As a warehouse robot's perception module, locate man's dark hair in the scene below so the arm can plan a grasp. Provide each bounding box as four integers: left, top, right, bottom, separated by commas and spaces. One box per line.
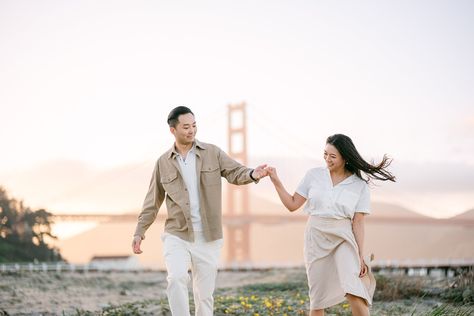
167, 106, 194, 127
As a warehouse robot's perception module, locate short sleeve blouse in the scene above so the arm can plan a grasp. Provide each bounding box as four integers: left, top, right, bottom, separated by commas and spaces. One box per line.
295, 167, 370, 219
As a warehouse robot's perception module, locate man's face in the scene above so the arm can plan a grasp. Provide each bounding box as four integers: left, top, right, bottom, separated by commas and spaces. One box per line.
171, 113, 197, 144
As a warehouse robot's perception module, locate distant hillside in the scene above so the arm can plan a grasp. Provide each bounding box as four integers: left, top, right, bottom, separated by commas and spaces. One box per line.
370, 202, 429, 218
248, 195, 427, 219
56, 212, 474, 268
132, 194, 429, 219
452, 209, 474, 220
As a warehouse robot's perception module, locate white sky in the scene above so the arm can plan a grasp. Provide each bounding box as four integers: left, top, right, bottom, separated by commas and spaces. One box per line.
1, 0, 473, 217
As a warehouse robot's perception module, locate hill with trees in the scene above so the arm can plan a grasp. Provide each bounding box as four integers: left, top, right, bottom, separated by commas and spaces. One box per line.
0, 186, 62, 262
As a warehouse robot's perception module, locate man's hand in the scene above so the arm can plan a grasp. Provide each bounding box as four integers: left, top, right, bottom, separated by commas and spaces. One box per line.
132, 235, 143, 254
252, 164, 268, 180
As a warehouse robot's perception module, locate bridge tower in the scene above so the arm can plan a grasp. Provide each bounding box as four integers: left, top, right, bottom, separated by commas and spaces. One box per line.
226, 102, 251, 266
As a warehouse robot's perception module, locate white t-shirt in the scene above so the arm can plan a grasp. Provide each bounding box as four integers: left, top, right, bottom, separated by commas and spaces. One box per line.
177, 147, 203, 232
296, 167, 370, 219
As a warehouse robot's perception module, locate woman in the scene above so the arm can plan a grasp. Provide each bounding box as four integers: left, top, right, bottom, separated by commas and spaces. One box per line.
266, 134, 395, 316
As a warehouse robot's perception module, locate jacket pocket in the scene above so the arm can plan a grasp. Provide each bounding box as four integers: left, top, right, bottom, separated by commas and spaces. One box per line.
161, 172, 179, 194
201, 165, 221, 186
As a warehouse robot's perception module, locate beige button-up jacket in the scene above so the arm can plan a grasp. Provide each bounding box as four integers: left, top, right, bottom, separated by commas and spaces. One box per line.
134, 139, 255, 242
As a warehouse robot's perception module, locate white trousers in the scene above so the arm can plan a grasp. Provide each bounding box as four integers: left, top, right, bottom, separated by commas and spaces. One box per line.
162, 232, 223, 316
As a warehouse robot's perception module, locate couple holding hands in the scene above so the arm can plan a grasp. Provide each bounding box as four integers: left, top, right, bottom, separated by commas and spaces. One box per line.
132, 106, 395, 316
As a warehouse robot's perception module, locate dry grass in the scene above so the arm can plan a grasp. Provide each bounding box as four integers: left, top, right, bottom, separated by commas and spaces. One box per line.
0, 268, 472, 315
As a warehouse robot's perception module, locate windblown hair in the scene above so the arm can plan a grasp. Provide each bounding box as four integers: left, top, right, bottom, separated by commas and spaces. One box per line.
167, 106, 194, 127
326, 134, 396, 183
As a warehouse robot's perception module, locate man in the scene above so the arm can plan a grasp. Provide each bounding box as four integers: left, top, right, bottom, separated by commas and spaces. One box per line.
132, 106, 267, 316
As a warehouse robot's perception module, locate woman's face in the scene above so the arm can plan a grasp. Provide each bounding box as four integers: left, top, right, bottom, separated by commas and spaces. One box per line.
324, 143, 346, 172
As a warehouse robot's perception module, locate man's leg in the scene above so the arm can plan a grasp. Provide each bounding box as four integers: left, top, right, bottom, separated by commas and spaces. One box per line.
163, 234, 192, 316
189, 234, 223, 316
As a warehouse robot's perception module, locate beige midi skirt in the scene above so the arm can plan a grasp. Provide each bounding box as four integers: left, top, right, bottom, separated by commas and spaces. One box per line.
304, 215, 376, 310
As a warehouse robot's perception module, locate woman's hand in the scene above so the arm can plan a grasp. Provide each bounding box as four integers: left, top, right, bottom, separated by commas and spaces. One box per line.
265, 166, 280, 183
359, 255, 368, 277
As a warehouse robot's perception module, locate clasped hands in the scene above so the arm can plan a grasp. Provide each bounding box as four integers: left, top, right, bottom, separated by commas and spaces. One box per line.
252, 165, 279, 181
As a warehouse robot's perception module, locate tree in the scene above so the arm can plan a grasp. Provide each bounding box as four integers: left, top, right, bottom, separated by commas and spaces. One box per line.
0, 186, 62, 262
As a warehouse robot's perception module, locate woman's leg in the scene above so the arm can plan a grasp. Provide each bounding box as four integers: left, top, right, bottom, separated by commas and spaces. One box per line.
310, 309, 324, 316
333, 241, 371, 316
346, 294, 369, 316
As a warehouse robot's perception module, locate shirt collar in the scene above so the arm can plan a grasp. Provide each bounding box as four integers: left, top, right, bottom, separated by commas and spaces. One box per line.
325, 167, 356, 185
167, 139, 206, 159
341, 174, 356, 185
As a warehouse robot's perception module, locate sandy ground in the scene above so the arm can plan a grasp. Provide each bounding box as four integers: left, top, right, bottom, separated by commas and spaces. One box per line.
0, 268, 305, 315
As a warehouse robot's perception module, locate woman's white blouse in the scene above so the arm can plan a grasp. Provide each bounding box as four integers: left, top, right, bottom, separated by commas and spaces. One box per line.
296, 167, 370, 219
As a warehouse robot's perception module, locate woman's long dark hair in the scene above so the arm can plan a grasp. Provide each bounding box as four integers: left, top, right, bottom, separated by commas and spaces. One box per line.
326, 134, 396, 183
